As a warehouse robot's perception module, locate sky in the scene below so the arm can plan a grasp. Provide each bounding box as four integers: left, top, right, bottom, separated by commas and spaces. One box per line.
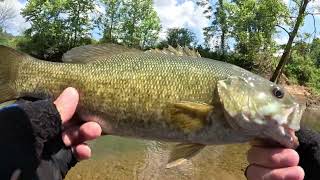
4, 0, 320, 46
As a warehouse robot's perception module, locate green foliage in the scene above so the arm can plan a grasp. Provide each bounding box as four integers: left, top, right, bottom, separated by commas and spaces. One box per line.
198, 0, 229, 52
285, 40, 320, 93
0, 31, 16, 47
310, 38, 320, 67
99, 0, 122, 43
18, 0, 95, 61
198, 0, 289, 71
159, 28, 197, 48
229, 0, 288, 58
120, 0, 160, 49
99, 0, 161, 49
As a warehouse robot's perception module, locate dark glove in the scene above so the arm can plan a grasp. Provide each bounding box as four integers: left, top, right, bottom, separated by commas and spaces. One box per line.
296, 127, 320, 180
0, 100, 78, 180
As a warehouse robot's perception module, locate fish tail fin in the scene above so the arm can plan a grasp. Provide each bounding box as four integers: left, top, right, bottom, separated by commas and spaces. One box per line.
0, 45, 25, 102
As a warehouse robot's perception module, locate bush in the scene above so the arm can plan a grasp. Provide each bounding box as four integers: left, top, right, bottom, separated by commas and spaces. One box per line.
285, 51, 320, 93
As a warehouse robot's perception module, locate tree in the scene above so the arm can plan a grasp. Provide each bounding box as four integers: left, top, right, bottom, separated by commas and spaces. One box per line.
161, 28, 197, 48
270, 0, 314, 82
229, 0, 288, 59
0, 0, 16, 30
19, 0, 95, 61
64, 0, 95, 48
98, 0, 160, 49
198, 0, 289, 70
118, 0, 160, 49
197, 0, 229, 54
310, 38, 320, 67
99, 0, 123, 43
285, 39, 320, 93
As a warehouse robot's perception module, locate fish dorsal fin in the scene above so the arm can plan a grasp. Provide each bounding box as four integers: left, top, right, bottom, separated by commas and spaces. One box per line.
0, 45, 33, 60
62, 43, 141, 64
146, 45, 201, 58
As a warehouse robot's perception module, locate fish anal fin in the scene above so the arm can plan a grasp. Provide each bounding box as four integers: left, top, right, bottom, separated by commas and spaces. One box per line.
166, 143, 206, 168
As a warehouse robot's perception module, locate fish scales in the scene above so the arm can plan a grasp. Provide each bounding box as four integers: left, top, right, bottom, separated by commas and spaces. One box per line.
13, 53, 244, 139
0, 45, 304, 164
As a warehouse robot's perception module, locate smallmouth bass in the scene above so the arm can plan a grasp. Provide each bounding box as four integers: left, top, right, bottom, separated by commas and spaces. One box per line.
0, 45, 304, 167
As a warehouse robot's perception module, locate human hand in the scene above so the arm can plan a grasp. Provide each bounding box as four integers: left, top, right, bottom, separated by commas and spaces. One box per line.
54, 87, 102, 160
4, 87, 103, 179
245, 147, 304, 180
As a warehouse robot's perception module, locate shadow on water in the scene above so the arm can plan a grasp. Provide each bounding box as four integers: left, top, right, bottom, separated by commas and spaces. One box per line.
65, 107, 320, 180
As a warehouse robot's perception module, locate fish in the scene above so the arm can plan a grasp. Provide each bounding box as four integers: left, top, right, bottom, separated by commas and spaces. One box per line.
0, 44, 305, 167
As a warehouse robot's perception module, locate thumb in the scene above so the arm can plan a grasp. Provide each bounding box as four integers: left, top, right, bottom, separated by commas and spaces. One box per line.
54, 87, 79, 123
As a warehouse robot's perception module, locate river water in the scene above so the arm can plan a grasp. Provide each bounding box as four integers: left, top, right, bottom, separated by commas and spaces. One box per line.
65, 107, 320, 180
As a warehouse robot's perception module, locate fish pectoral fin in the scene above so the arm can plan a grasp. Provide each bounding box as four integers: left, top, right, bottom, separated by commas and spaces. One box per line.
170, 102, 213, 132
174, 101, 213, 117
166, 143, 206, 168
62, 43, 141, 64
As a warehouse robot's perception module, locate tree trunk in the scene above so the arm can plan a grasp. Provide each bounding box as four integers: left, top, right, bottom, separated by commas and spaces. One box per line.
218, 0, 226, 57
270, 0, 310, 83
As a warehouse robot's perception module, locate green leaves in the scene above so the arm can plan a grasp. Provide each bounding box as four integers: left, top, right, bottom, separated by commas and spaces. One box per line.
99, 0, 122, 43
19, 0, 95, 61
160, 28, 197, 48
282, 36, 320, 95
99, 0, 161, 49
229, 0, 288, 56
198, 0, 291, 71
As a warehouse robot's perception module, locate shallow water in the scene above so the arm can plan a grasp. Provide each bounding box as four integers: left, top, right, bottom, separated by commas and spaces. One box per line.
65, 108, 320, 180
66, 137, 249, 180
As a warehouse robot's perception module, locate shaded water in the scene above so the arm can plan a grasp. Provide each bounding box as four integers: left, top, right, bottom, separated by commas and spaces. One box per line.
66, 107, 320, 180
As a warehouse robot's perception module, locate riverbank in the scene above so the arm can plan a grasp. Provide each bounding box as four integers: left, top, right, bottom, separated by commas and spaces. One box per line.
285, 85, 320, 131
284, 85, 320, 108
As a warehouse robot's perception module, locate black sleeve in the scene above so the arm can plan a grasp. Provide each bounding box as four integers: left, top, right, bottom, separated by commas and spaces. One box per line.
0, 100, 76, 180
296, 127, 320, 180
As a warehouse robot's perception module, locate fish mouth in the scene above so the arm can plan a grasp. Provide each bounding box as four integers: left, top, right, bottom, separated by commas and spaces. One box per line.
277, 126, 299, 149
279, 103, 304, 149
253, 126, 299, 149
263, 105, 301, 149
287, 103, 305, 130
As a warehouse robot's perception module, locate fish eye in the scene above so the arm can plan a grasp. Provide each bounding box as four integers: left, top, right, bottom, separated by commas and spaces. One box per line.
272, 87, 284, 98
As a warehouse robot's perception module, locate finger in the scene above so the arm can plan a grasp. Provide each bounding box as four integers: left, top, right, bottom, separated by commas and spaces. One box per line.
246, 165, 304, 180
247, 147, 299, 168
54, 87, 79, 124
62, 122, 102, 146
73, 143, 91, 160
